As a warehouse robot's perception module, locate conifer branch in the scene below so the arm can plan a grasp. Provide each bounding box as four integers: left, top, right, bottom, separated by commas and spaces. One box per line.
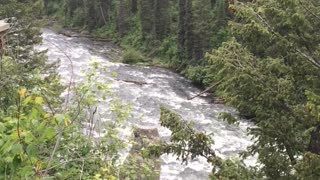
255, 13, 320, 69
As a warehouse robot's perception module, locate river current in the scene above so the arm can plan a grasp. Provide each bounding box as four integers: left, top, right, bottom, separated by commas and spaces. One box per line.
39, 29, 254, 180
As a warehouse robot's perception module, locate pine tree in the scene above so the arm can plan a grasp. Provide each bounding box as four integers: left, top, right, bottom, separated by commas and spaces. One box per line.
178, 0, 193, 62
192, 0, 213, 60
154, 0, 170, 40
205, 0, 320, 178
87, 1, 97, 31
117, 0, 129, 37
131, 0, 138, 14
211, 0, 216, 8
0, 0, 63, 110
139, 0, 154, 38
178, 0, 187, 61
215, 0, 227, 26
184, 0, 194, 61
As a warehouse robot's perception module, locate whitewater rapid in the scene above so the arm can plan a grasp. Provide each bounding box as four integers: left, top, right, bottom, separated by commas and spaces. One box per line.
39, 29, 254, 180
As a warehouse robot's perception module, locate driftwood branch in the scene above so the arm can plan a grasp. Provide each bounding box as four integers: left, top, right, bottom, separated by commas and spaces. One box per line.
58, 32, 112, 41
188, 80, 222, 100
116, 79, 148, 86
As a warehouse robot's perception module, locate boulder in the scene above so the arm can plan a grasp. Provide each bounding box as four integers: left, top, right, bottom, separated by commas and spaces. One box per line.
120, 127, 161, 180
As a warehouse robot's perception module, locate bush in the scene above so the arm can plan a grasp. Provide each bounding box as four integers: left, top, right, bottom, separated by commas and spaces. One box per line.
122, 49, 146, 64
183, 65, 206, 85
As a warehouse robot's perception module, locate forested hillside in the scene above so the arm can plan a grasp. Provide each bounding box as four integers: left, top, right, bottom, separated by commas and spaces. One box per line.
44, 0, 229, 73
1, 0, 320, 179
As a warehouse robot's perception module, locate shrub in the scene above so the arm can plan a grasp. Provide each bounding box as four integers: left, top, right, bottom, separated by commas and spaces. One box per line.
122, 49, 146, 64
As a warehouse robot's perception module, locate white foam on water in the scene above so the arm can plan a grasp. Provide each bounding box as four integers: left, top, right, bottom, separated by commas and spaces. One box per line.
40, 29, 256, 180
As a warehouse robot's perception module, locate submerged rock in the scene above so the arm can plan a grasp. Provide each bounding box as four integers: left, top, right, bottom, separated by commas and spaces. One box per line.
120, 127, 161, 180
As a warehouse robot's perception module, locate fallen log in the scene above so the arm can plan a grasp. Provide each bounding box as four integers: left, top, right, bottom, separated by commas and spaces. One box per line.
187, 80, 222, 100
116, 79, 148, 86
211, 97, 225, 104
58, 31, 111, 41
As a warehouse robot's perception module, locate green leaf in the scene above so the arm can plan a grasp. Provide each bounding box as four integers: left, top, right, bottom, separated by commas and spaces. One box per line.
26, 144, 38, 157
35, 97, 44, 105
24, 131, 35, 144
23, 96, 32, 105
43, 127, 56, 140
0, 140, 14, 154
54, 114, 65, 124
11, 144, 23, 154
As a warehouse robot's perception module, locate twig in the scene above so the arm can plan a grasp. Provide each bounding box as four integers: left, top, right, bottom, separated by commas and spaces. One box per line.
255, 12, 320, 69
44, 39, 75, 174
99, 0, 108, 25
16, 93, 22, 142
44, 40, 74, 109
299, 0, 320, 22
43, 159, 84, 172
79, 158, 85, 180
188, 80, 222, 100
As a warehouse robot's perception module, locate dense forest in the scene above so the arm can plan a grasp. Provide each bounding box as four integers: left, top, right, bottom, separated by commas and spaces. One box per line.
1, 0, 320, 179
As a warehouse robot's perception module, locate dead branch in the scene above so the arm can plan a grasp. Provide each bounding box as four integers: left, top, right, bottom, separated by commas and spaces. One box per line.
299, 0, 320, 22
44, 40, 74, 174
58, 31, 112, 41
188, 80, 222, 100
255, 12, 320, 69
116, 79, 148, 86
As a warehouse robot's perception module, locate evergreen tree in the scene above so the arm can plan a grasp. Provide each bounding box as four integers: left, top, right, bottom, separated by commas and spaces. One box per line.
131, 0, 138, 14
117, 0, 129, 37
177, 0, 193, 62
178, 0, 187, 61
192, 0, 214, 60
215, 0, 227, 26
204, 0, 320, 178
139, 0, 154, 38
154, 0, 170, 40
184, 0, 194, 61
211, 0, 216, 8
0, 0, 62, 110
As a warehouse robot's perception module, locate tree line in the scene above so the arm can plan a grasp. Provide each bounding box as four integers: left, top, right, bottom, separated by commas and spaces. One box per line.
1, 0, 320, 179
46, 0, 320, 179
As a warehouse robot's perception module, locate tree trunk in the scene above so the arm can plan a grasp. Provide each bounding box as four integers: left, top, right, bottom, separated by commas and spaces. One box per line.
131, 0, 138, 14
308, 125, 320, 155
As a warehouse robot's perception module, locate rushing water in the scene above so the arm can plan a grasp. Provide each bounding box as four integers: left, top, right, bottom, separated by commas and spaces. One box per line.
40, 29, 254, 180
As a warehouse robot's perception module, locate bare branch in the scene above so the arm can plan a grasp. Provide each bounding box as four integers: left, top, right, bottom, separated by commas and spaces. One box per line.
43, 39, 75, 174
188, 80, 222, 100
255, 11, 320, 69
299, 0, 320, 22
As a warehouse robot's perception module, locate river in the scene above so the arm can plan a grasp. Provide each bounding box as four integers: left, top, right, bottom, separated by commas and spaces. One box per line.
39, 29, 254, 180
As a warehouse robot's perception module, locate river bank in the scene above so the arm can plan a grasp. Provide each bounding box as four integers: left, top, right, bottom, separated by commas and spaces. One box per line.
45, 22, 223, 102
39, 28, 255, 179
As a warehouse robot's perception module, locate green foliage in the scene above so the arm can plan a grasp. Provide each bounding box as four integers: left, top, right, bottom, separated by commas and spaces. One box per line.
183, 65, 207, 85
203, 0, 320, 179
146, 107, 260, 179
1, 1, 150, 177
145, 107, 217, 163
46, 0, 229, 72
0, 0, 63, 112
122, 49, 146, 64
210, 159, 262, 180
295, 153, 320, 179
120, 128, 161, 180
42, 0, 320, 179
0, 60, 145, 179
